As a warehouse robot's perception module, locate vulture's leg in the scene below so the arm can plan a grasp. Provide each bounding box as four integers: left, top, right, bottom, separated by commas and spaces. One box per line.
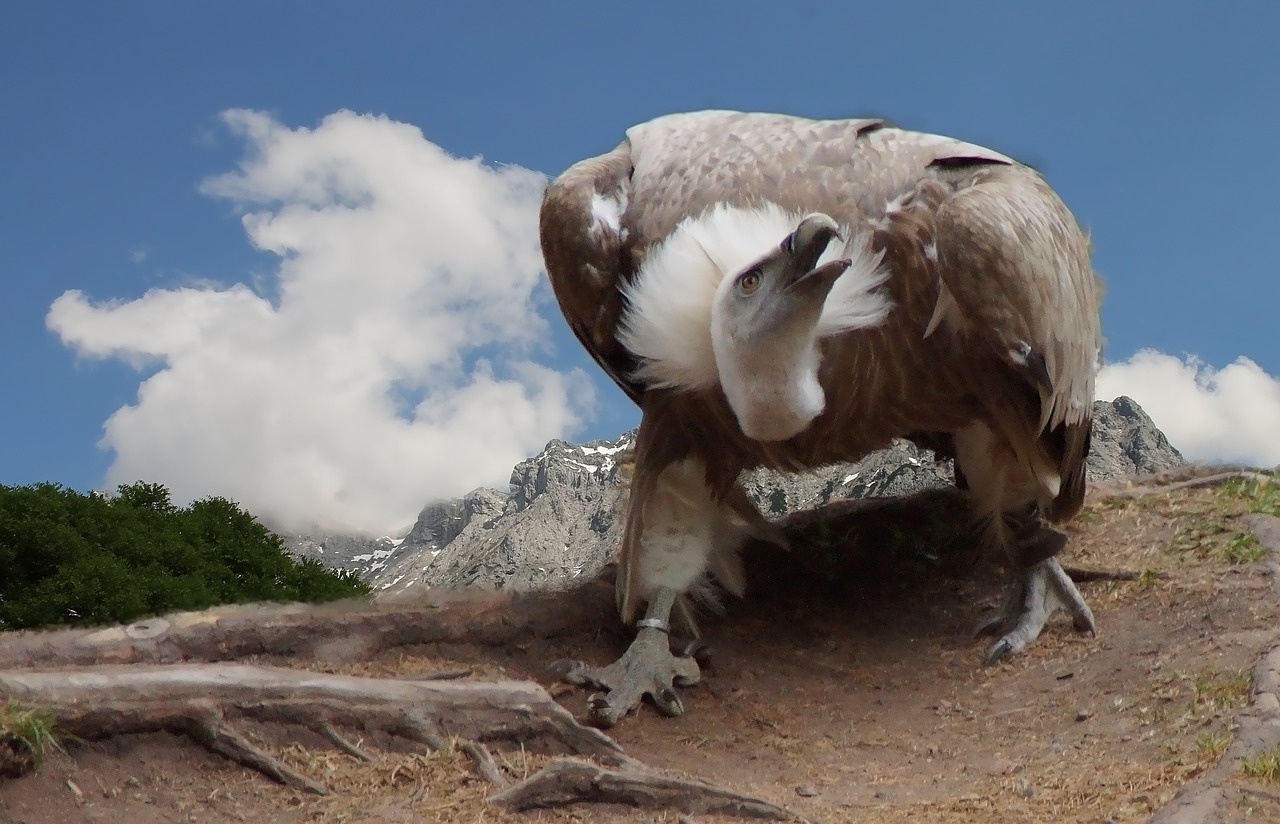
552, 586, 701, 728
977, 556, 1096, 665
552, 457, 724, 727
954, 423, 1096, 664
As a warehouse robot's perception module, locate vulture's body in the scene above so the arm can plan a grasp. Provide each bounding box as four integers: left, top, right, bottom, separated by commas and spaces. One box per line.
541, 111, 1102, 726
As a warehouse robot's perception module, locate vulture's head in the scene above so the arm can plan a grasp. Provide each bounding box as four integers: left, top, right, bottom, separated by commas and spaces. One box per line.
711, 213, 851, 441
711, 214, 851, 353
619, 204, 892, 442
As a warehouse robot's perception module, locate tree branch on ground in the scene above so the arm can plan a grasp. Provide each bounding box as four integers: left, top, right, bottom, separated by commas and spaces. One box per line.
0, 664, 635, 794
488, 757, 812, 821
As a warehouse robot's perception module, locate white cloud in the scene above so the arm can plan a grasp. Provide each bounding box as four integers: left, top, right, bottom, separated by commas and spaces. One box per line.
1097, 350, 1280, 468
49, 109, 594, 536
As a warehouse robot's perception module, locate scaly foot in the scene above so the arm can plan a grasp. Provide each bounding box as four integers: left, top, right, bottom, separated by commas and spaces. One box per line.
976, 557, 1096, 665
551, 625, 701, 727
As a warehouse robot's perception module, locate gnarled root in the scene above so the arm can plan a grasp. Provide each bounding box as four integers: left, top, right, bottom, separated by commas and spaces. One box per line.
0, 663, 634, 793
488, 757, 812, 821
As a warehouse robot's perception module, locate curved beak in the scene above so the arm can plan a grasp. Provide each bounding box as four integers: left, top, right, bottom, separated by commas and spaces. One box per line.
781, 213, 849, 293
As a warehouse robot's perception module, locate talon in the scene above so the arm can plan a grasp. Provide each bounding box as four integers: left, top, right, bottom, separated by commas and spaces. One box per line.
557, 587, 706, 727
588, 693, 624, 728
682, 638, 713, 670
655, 687, 686, 717
983, 639, 1013, 666
977, 558, 1094, 663
559, 628, 702, 727
680, 638, 706, 658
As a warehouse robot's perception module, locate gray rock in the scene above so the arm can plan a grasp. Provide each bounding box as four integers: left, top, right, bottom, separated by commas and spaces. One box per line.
373, 433, 634, 596
1087, 395, 1186, 480
281, 533, 403, 578
740, 440, 955, 518
403, 487, 508, 550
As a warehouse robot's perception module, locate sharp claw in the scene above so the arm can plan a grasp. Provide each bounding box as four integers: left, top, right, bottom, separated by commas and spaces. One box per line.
681, 638, 707, 659
558, 624, 703, 727
655, 687, 685, 717
976, 558, 1096, 663
587, 692, 623, 728
673, 654, 702, 686
983, 639, 1013, 666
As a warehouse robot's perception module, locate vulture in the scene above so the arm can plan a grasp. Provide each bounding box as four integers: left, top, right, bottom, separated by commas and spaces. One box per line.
540, 110, 1102, 727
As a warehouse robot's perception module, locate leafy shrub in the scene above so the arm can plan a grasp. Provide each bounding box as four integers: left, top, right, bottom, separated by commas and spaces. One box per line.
0, 481, 369, 631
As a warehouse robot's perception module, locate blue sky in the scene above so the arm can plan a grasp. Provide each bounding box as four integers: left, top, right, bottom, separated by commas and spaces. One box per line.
3, 2, 1277, 534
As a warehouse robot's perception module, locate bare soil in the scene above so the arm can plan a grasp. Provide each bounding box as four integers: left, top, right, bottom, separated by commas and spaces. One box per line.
2, 475, 1279, 824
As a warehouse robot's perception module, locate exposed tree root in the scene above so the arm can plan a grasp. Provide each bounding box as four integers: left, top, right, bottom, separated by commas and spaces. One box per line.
0, 664, 635, 794
461, 740, 509, 787
0, 583, 618, 670
488, 757, 812, 821
317, 720, 373, 762
186, 716, 328, 795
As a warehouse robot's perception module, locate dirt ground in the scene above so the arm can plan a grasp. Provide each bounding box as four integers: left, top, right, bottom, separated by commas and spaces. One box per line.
2, 473, 1280, 824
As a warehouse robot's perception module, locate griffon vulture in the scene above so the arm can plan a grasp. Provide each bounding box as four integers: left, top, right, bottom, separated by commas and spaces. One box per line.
541, 111, 1102, 727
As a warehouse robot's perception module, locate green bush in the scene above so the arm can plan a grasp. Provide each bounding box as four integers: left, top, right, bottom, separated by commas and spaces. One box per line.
0, 481, 369, 631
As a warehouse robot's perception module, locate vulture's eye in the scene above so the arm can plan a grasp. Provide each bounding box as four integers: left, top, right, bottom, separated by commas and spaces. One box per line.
737, 269, 762, 295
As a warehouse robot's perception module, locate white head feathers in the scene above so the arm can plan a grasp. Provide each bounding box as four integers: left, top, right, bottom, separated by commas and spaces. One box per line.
617, 202, 892, 393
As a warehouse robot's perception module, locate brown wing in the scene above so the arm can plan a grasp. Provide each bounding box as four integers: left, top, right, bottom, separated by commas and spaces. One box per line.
930, 165, 1103, 519
538, 140, 642, 402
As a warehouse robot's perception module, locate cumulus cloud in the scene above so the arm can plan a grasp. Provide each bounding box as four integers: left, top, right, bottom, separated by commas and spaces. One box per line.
1097, 350, 1280, 468
49, 109, 594, 535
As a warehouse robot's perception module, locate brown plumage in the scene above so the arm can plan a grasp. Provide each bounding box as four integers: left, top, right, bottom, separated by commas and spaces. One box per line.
541, 111, 1102, 725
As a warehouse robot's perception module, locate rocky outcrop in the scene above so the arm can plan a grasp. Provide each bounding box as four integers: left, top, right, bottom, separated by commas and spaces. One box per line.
286, 397, 1185, 594
284, 533, 402, 578
371, 435, 634, 596
1087, 395, 1186, 480
402, 488, 509, 552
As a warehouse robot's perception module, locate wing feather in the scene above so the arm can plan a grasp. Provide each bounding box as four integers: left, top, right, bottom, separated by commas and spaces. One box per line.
539, 141, 641, 401
931, 166, 1102, 516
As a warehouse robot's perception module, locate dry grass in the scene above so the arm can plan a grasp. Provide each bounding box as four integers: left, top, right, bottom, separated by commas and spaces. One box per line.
0, 701, 58, 779
219, 736, 562, 824
1193, 669, 1253, 712
1195, 729, 1233, 762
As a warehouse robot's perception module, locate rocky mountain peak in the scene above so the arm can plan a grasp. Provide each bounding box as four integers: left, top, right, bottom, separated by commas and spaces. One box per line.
1088, 395, 1186, 479
288, 397, 1186, 596
507, 433, 635, 511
